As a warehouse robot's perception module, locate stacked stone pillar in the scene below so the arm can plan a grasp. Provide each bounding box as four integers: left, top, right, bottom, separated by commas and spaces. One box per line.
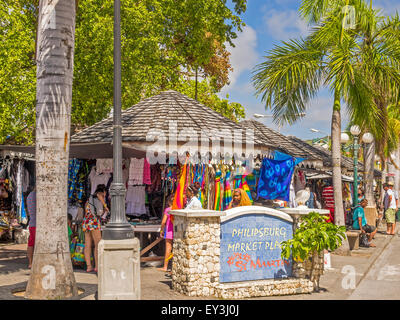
170, 209, 225, 297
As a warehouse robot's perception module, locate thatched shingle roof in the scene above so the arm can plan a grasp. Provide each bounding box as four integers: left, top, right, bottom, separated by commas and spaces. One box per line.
71, 91, 270, 152
240, 120, 311, 159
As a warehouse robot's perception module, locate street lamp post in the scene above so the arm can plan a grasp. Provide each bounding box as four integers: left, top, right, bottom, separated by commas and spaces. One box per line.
350, 125, 362, 207
98, 0, 140, 300
102, 0, 134, 240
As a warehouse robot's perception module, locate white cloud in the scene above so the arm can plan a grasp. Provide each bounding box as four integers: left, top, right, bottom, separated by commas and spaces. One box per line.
263, 9, 309, 40
221, 25, 259, 94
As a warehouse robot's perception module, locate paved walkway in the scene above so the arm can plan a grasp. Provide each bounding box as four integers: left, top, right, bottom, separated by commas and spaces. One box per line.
0, 222, 398, 300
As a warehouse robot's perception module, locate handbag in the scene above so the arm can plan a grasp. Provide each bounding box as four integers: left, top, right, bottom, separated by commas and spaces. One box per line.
71, 226, 86, 266
359, 232, 370, 247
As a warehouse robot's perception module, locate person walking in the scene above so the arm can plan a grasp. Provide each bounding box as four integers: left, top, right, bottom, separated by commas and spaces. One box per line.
158, 195, 174, 272
385, 181, 397, 235
26, 187, 36, 269
82, 184, 108, 272
352, 198, 377, 247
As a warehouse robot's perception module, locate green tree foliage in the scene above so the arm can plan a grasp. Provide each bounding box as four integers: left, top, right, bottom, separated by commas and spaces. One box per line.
0, 0, 247, 144
0, 0, 37, 144
252, 0, 400, 230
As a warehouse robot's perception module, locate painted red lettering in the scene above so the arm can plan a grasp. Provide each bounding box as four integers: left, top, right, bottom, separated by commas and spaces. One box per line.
235, 260, 247, 272
250, 258, 263, 269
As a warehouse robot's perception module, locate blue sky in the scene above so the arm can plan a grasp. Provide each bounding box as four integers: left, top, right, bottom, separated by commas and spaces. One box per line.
220, 0, 400, 140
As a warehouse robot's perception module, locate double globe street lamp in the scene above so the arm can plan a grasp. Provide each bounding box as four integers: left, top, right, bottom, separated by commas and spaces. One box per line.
341, 125, 374, 207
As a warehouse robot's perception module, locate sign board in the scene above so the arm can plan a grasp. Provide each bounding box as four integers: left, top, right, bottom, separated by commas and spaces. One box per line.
219, 206, 293, 283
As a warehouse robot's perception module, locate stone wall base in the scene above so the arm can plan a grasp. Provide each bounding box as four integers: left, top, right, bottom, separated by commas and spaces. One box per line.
214, 278, 314, 299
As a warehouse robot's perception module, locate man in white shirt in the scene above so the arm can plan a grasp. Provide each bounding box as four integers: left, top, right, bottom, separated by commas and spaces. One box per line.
385, 181, 397, 235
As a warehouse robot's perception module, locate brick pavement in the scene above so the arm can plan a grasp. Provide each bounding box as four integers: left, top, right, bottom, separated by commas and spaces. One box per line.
0, 221, 397, 300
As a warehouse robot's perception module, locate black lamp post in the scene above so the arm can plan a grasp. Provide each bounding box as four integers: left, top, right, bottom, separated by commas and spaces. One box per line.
102, 0, 134, 240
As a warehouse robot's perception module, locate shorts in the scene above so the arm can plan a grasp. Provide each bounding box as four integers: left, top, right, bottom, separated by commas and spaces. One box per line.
28, 227, 36, 247
362, 224, 376, 233
385, 208, 396, 224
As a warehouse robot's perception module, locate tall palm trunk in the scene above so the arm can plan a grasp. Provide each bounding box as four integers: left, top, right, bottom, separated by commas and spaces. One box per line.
331, 90, 350, 255
25, 0, 78, 299
364, 140, 376, 206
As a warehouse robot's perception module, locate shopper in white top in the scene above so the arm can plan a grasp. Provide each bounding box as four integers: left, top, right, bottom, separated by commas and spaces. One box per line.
386, 182, 397, 235
185, 182, 202, 209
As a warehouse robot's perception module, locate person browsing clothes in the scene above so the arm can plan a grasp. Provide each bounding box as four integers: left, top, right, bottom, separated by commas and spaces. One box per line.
185, 182, 202, 209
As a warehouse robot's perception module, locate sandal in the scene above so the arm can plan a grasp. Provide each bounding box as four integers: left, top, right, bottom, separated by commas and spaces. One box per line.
86, 268, 94, 273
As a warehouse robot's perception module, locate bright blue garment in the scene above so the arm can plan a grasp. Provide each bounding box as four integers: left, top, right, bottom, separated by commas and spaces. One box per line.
274, 151, 305, 166
257, 157, 296, 201
352, 206, 367, 230
68, 159, 82, 199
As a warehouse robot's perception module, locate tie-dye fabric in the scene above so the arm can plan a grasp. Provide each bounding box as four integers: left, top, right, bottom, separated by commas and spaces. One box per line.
257, 157, 296, 201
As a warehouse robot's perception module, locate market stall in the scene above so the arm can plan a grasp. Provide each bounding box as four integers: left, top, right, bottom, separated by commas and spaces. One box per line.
0, 153, 35, 242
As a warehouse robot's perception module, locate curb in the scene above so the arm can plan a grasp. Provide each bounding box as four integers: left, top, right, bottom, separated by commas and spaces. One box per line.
354, 233, 397, 287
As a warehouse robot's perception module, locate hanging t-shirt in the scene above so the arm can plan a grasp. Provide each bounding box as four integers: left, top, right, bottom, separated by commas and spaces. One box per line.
322, 186, 334, 209
128, 158, 144, 185
143, 159, 151, 185
89, 167, 111, 195
126, 185, 147, 216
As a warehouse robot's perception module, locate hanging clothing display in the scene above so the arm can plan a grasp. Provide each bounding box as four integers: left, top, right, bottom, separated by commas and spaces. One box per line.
143, 159, 151, 185
128, 158, 144, 185
274, 150, 305, 166
172, 161, 188, 211
223, 170, 232, 210
88, 167, 111, 195
68, 159, 83, 199
149, 164, 162, 193
289, 183, 297, 208
257, 157, 296, 201
96, 159, 113, 174
126, 185, 147, 216
240, 175, 253, 204
208, 166, 216, 210
201, 166, 209, 209
294, 169, 306, 193
214, 171, 222, 211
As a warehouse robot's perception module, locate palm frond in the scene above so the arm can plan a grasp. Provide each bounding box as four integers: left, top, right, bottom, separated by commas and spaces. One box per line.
252, 38, 324, 125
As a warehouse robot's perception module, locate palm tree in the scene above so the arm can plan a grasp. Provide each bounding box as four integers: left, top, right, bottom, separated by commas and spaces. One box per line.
252, 0, 400, 253
25, 0, 78, 299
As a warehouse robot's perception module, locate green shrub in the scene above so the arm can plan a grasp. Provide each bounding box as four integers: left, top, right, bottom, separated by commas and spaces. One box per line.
281, 212, 346, 291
